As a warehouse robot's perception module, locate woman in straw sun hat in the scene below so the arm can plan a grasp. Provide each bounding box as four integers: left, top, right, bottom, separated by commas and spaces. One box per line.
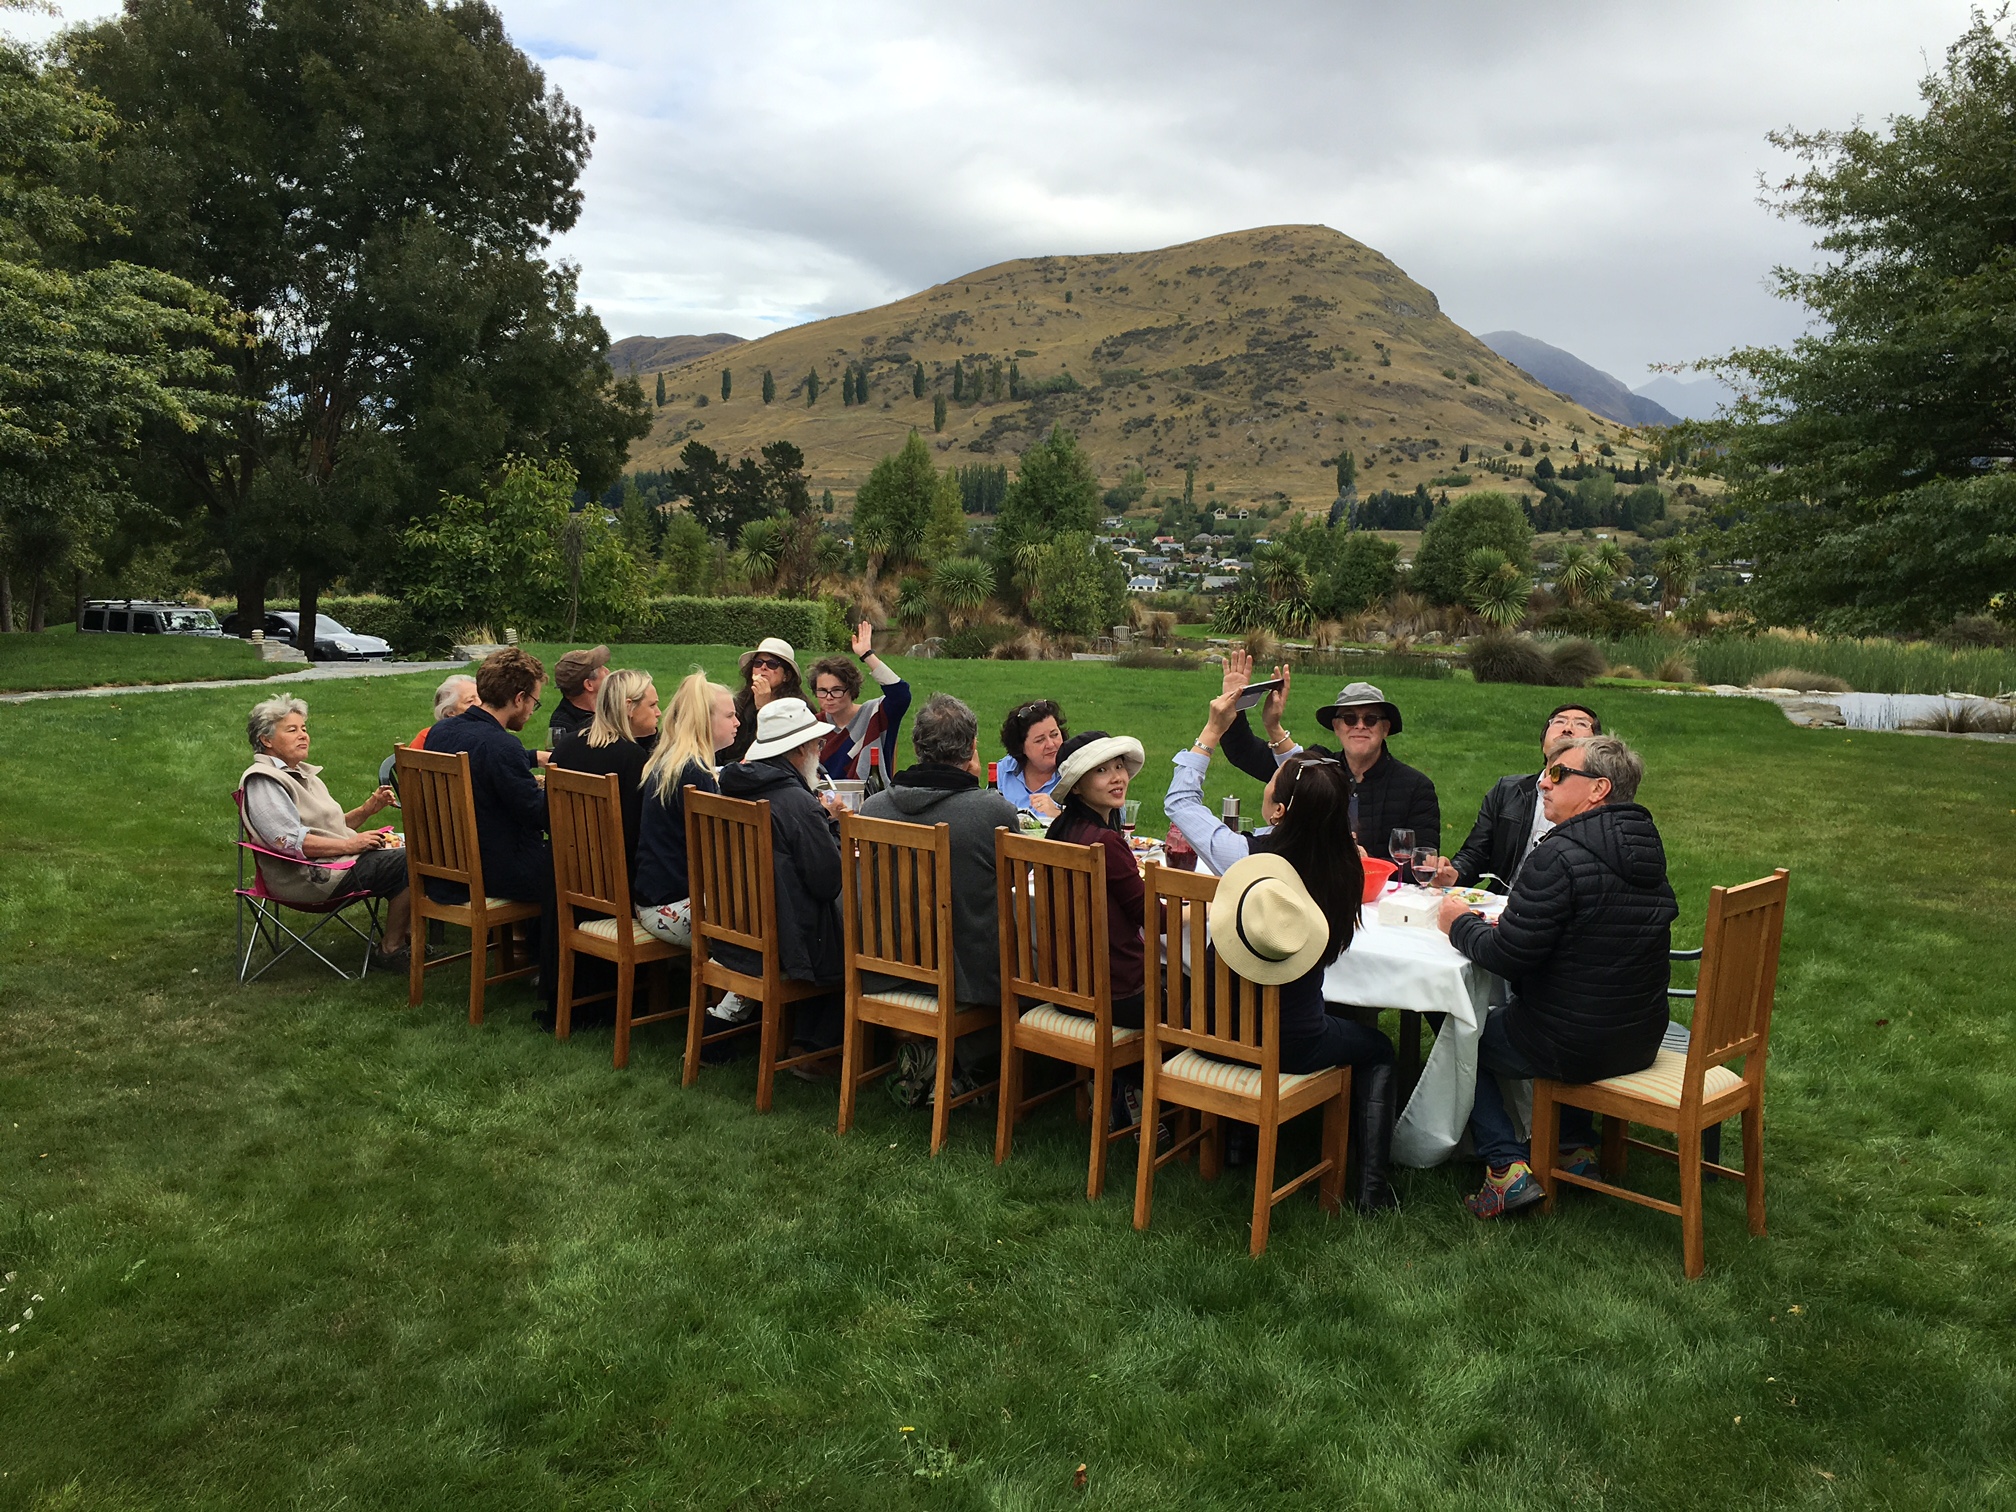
1206, 755, 1400, 1212
722, 636, 806, 762
1044, 731, 1149, 1028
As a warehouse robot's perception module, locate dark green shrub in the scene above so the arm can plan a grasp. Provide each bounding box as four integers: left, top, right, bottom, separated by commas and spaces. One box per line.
622, 596, 831, 651
941, 623, 1022, 659
1548, 638, 1609, 686
1468, 633, 1559, 685
1538, 599, 1656, 636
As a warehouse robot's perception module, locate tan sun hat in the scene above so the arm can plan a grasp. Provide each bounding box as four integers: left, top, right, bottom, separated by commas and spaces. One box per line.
738, 636, 800, 678
1051, 730, 1145, 802
1208, 852, 1331, 985
743, 697, 836, 761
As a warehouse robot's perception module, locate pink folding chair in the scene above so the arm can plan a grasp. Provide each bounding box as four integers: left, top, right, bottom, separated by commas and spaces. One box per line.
234, 790, 382, 983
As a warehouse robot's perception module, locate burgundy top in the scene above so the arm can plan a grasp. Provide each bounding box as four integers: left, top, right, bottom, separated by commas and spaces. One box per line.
1051, 813, 1145, 1001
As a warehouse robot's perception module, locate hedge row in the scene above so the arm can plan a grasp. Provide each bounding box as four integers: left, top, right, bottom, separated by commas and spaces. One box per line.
622, 596, 832, 653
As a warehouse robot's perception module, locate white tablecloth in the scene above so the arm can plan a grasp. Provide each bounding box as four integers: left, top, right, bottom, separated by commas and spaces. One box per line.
1322, 913, 1508, 1168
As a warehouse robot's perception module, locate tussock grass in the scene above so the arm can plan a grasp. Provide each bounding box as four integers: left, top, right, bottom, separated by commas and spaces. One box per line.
1596, 632, 2016, 695
3, 648, 2014, 1506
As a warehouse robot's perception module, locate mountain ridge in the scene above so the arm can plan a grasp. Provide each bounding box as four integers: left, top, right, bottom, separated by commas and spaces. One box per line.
1477, 330, 1677, 428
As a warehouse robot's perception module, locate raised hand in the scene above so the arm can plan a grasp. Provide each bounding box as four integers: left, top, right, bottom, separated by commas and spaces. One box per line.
750, 665, 778, 705
1218, 647, 1253, 701
1261, 662, 1292, 738
850, 620, 874, 658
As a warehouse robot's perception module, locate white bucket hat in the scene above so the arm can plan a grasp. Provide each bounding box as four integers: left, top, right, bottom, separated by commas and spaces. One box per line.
1051, 731, 1145, 803
1208, 852, 1331, 986
739, 636, 800, 678
743, 697, 836, 761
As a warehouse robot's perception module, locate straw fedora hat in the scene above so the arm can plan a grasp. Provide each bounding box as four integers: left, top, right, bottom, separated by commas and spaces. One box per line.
1051, 730, 1145, 802
743, 697, 837, 761
738, 636, 800, 678
1209, 852, 1331, 985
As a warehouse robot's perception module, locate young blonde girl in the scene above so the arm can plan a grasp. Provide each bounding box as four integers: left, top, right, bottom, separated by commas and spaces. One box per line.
634, 671, 740, 947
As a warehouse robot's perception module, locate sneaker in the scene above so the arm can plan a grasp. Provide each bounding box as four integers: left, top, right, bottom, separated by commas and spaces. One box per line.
1464, 1161, 1545, 1219
713, 992, 757, 1024
1111, 1081, 1144, 1132
1560, 1145, 1599, 1178
888, 1042, 933, 1108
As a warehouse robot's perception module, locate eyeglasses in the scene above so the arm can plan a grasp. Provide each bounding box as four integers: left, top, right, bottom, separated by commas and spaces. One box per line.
1544, 763, 1602, 784
526, 694, 543, 711
1332, 710, 1387, 728
814, 686, 848, 701
750, 656, 787, 673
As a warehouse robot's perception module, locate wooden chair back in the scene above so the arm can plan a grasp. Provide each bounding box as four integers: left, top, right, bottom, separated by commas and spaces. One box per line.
685, 788, 780, 976
1145, 863, 1283, 1078
545, 766, 633, 923
994, 829, 1111, 1020
1688, 868, 1790, 1076
394, 745, 486, 901
840, 812, 954, 1001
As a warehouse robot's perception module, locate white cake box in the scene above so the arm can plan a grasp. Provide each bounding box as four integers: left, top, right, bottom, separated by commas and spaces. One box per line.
1376, 886, 1446, 929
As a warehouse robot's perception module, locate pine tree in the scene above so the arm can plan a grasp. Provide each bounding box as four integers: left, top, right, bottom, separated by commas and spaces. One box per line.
841, 367, 855, 406
655, 372, 665, 407
856, 364, 869, 403
952, 364, 965, 402
1184, 459, 1196, 507
933, 393, 947, 432
1459, 443, 1469, 463
912, 361, 925, 399
762, 369, 776, 404
806, 368, 820, 405
720, 369, 732, 402
822, 487, 835, 514
1009, 360, 1021, 399
1335, 451, 1356, 492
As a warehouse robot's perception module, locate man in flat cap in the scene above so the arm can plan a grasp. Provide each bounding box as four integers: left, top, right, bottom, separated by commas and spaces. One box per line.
548, 644, 609, 751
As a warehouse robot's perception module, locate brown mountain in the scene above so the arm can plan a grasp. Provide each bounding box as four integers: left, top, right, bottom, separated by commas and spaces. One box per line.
609, 332, 745, 377
628, 225, 1640, 505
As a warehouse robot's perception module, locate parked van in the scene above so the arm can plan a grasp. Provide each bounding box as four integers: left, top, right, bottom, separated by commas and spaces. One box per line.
77, 600, 225, 637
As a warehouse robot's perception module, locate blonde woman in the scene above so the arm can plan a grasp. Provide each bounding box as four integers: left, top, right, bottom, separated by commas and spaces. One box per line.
548, 668, 660, 875
634, 671, 740, 948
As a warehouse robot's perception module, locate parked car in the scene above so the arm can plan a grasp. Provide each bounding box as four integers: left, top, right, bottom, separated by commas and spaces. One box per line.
77, 600, 225, 637
219, 610, 392, 661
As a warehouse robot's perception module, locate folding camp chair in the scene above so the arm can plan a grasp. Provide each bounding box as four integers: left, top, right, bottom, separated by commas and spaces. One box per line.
233, 790, 381, 983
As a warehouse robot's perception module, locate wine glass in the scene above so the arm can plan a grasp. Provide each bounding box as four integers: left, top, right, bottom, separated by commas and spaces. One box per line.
1414, 845, 1440, 890
1121, 799, 1141, 838
1388, 828, 1415, 885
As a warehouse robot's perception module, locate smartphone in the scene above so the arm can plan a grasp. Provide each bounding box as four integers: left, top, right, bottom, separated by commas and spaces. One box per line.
1233, 676, 1285, 712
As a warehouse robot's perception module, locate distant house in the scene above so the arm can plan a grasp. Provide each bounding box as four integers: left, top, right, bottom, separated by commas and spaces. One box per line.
1151, 535, 1178, 546
1201, 575, 1241, 591
1126, 575, 1163, 593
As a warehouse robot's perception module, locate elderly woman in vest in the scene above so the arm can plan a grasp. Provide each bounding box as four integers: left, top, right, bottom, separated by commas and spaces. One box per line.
240, 693, 413, 960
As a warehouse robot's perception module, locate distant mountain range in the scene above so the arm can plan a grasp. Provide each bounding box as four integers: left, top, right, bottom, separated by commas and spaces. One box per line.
1478, 331, 1678, 427
607, 224, 1646, 502
608, 332, 744, 377
1628, 373, 1736, 423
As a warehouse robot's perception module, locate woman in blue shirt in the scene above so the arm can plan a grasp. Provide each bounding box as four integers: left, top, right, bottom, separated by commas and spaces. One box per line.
995, 699, 1068, 816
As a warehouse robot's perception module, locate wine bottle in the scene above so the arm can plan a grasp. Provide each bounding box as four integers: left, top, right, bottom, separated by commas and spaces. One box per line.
863, 745, 887, 799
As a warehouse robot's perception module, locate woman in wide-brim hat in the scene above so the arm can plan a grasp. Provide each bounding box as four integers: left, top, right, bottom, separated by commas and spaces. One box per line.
1043, 731, 1149, 1029
1205, 755, 1401, 1212
724, 636, 806, 763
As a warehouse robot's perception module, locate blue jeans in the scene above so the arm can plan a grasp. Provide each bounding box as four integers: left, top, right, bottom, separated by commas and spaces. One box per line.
1467, 1004, 1593, 1169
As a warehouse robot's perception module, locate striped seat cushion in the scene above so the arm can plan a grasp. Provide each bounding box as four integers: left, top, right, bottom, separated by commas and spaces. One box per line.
1019, 1002, 1142, 1044
483, 896, 526, 911
1160, 1048, 1325, 1100
863, 987, 946, 1015
578, 916, 660, 947
1590, 1047, 1744, 1108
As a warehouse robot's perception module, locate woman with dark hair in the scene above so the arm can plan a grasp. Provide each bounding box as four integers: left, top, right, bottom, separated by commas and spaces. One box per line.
722, 636, 805, 763
1044, 731, 1147, 1028
997, 699, 1069, 817
1216, 753, 1399, 1211
810, 621, 911, 781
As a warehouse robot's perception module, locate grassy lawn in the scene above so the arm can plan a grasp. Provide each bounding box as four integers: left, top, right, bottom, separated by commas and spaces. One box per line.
0, 624, 294, 694
3, 647, 2013, 1508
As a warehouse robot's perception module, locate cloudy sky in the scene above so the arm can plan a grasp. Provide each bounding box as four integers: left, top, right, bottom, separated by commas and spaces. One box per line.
14, 0, 1984, 386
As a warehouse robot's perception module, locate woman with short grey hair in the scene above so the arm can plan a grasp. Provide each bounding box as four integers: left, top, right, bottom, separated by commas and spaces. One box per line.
241, 694, 413, 961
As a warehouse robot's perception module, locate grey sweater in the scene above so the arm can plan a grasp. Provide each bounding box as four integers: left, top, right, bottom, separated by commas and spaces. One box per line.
862, 768, 1021, 1005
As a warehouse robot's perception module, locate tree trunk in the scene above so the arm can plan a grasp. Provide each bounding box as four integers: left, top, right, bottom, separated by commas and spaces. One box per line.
28, 569, 48, 632
235, 569, 268, 640
72, 568, 87, 628
0, 569, 13, 633
298, 577, 321, 663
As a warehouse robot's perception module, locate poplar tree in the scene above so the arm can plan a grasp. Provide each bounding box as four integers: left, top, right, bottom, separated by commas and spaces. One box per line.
952, 364, 965, 402
841, 368, 855, 406
762, 369, 776, 404
805, 368, 820, 405
933, 393, 947, 432
1009, 360, 1021, 399
720, 369, 731, 402
912, 361, 925, 398
655, 372, 666, 407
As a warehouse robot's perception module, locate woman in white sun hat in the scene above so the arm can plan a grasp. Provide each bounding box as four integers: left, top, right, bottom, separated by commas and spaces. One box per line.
722, 636, 806, 763
1206, 756, 1399, 1212
1044, 730, 1149, 1027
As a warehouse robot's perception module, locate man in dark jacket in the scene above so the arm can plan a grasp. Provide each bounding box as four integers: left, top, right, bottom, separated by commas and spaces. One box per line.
422, 647, 549, 905
546, 645, 607, 750
716, 696, 847, 1053
1436, 733, 1677, 1217
1434, 703, 1601, 892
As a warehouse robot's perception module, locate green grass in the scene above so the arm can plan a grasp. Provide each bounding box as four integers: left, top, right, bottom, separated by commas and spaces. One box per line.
1589, 632, 2016, 696
0, 623, 294, 693
4, 648, 2015, 1508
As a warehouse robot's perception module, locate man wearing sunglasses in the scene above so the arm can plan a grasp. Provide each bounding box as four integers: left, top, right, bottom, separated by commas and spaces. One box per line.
1313, 681, 1440, 854
1428, 704, 1601, 892
1434, 734, 1678, 1218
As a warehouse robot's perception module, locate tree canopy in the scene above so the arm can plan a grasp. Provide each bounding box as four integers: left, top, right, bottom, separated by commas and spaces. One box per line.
1408, 492, 1533, 606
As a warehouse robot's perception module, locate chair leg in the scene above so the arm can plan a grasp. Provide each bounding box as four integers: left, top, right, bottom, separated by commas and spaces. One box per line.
684, 961, 707, 1086
838, 1000, 861, 1136
1249, 1115, 1280, 1257
613, 959, 635, 1070
1679, 1121, 1707, 1279
929, 1023, 954, 1157
1200, 1113, 1222, 1182
993, 1038, 1020, 1165
755, 993, 780, 1113
1132, 1072, 1160, 1232
468, 917, 489, 1026
1600, 1110, 1628, 1180
1318, 1088, 1349, 1217
1086, 1061, 1113, 1201
555, 939, 576, 1041
1743, 1102, 1767, 1237
1531, 1084, 1561, 1213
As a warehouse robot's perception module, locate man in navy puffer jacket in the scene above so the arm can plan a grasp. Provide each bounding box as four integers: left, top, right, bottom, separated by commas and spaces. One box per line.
1436, 734, 1677, 1218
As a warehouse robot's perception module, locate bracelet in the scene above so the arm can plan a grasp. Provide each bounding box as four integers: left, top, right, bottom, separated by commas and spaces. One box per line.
1192, 740, 1216, 756
1270, 731, 1294, 750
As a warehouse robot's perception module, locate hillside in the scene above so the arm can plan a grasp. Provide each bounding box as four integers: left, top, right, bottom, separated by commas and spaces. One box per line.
609, 332, 744, 377
624, 225, 1646, 508
1478, 330, 1677, 427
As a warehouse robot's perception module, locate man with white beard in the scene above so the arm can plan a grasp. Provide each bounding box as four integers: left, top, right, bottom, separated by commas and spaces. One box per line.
713, 697, 849, 1063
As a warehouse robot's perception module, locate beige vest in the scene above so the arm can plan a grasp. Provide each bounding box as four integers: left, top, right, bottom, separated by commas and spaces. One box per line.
241, 758, 353, 903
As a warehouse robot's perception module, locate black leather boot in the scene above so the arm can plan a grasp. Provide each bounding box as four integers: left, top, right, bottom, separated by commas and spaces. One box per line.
1350, 1062, 1400, 1214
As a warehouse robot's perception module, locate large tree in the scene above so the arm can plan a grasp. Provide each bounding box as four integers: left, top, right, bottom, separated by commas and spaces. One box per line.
993, 426, 1100, 602
1693, 13, 2016, 633
63, 0, 648, 651
0, 15, 228, 630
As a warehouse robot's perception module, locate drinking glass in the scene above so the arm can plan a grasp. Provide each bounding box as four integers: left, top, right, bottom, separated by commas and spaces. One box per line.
1414, 845, 1440, 889
1121, 800, 1141, 836
1388, 828, 1415, 882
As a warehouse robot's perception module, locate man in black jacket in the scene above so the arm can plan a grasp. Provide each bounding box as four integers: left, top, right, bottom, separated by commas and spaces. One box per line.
716, 696, 847, 1057
422, 647, 549, 905
1436, 734, 1677, 1218
1432, 703, 1601, 893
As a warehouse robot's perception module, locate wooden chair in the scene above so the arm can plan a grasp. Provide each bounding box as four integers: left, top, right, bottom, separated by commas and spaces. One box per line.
1532, 869, 1790, 1279
1133, 863, 1351, 1257
545, 766, 685, 1069
836, 813, 999, 1154
992, 829, 1146, 1200
683, 789, 833, 1111
394, 745, 541, 1024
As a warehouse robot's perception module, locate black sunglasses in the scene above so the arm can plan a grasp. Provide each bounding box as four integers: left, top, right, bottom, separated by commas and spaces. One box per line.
749, 656, 787, 672
1545, 763, 1603, 784
1332, 709, 1387, 728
